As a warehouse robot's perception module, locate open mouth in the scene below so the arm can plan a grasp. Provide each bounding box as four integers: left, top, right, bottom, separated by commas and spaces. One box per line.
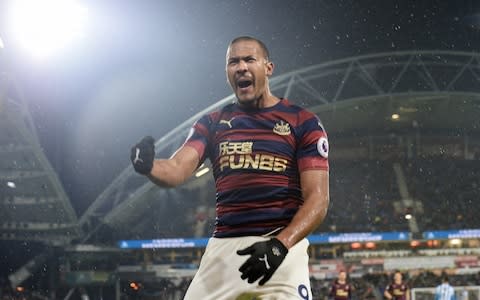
237, 79, 253, 89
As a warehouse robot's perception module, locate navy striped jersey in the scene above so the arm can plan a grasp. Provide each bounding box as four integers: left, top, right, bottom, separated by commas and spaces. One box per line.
184, 99, 329, 238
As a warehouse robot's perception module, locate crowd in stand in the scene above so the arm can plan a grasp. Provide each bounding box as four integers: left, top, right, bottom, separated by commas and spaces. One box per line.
321, 160, 406, 234
319, 157, 480, 234
405, 159, 480, 231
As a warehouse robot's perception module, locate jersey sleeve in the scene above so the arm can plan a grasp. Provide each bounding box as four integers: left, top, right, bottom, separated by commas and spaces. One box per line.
329, 283, 336, 297
183, 114, 212, 165
296, 112, 329, 172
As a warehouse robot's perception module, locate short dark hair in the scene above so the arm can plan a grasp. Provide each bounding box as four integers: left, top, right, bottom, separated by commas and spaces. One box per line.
228, 36, 270, 61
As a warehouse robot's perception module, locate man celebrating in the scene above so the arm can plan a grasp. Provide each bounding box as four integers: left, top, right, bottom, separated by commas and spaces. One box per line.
131, 36, 330, 299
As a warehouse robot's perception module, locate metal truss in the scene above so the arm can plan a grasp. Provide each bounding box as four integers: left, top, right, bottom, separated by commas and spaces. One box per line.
0, 58, 81, 245
80, 50, 480, 237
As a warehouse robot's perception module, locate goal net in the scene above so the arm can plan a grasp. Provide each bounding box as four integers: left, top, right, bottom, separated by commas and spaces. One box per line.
412, 286, 480, 300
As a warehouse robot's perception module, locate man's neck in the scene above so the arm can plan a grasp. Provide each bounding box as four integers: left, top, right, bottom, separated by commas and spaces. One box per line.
238, 94, 279, 110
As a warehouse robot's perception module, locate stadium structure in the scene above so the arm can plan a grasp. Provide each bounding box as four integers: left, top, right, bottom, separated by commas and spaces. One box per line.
1, 50, 480, 299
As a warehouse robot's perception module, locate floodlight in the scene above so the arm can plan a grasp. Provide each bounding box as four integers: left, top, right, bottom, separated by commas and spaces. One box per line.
8, 0, 88, 58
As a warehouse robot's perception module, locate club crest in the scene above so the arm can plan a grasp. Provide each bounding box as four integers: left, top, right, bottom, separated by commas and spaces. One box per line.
273, 121, 291, 136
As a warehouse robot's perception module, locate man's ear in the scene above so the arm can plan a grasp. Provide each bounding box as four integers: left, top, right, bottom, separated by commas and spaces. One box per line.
266, 61, 274, 77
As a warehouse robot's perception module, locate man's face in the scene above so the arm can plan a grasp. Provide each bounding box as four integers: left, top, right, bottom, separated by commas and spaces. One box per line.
339, 271, 347, 281
226, 40, 273, 105
394, 272, 402, 283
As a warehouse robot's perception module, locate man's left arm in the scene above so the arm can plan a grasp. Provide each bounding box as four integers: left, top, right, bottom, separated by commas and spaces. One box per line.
276, 169, 329, 249
236, 168, 329, 285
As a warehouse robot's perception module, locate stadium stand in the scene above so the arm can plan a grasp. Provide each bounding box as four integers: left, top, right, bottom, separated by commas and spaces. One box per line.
404, 159, 480, 231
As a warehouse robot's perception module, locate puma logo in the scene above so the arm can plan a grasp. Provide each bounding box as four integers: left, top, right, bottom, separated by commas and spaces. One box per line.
219, 117, 235, 128
258, 254, 270, 270
133, 148, 144, 164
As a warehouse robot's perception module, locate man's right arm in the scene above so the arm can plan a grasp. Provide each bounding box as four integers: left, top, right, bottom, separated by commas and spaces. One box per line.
130, 136, 201, 188
147, 145, 200, 187
384, 287, 393, 300
328, 283, 335, 298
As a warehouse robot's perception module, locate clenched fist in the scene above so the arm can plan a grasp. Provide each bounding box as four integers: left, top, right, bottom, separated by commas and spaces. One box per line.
130, 136, 155, 175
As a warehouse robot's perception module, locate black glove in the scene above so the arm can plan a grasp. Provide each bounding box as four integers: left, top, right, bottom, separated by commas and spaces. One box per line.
237, 238, 288, 285
130, 136, 155, 175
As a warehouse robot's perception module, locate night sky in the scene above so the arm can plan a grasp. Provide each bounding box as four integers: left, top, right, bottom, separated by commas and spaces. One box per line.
1, 0, 480, 216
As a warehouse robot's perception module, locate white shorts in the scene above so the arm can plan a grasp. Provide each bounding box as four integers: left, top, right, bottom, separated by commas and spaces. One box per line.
183, 236, 312, 300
